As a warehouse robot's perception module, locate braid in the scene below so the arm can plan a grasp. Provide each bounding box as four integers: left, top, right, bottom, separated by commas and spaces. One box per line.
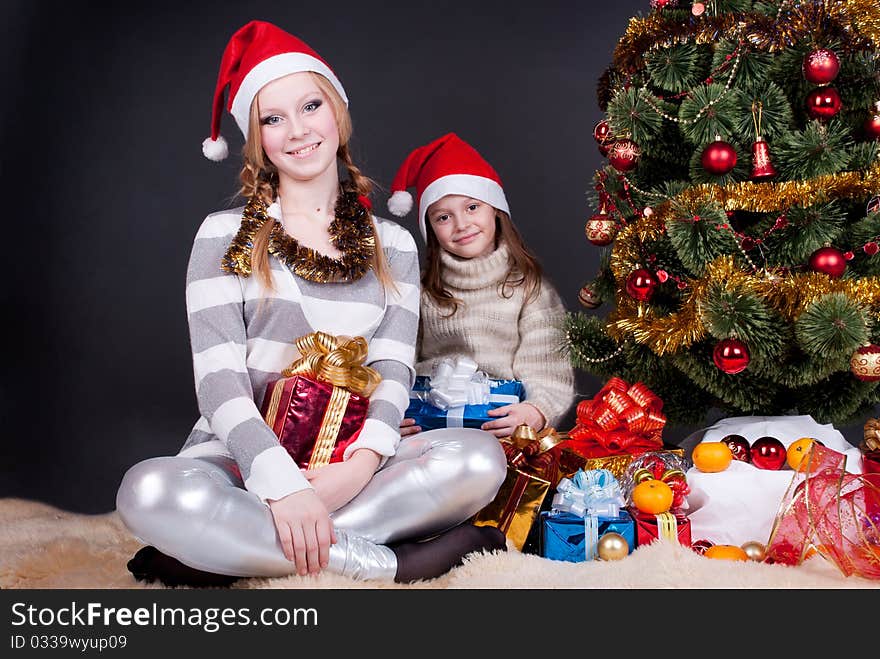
337, 143, 373, 197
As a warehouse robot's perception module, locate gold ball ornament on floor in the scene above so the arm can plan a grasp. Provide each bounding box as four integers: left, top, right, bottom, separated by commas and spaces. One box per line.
740, 541, 767, 562
597, 532, 629, 561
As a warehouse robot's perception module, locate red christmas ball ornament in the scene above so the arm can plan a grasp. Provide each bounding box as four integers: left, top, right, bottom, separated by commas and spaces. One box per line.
713, 338, 750, 374
701, 136, 737, 175
802, 49, 840, 85
851, 344, 880, 382
585, 210, 617, 246
607, 138, 641, 173
721, 434, 751, 463
625, 268, 657, 302
751, 436, 787, 470
593, 119, 614, 156
692, 539, 715, 556
808, 246, 846, 278
806, 87, 842, 120
864, 103, 880, 140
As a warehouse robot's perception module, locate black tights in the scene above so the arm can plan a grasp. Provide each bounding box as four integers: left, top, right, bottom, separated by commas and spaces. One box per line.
127, 523, 507, 588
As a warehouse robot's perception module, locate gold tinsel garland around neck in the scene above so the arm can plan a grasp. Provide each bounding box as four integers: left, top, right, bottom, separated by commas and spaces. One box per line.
221, 189, 375, 283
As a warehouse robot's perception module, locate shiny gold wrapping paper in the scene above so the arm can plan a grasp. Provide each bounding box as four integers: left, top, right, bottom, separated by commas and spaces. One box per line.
473, 467, 551, 551
556, 446, 685, 482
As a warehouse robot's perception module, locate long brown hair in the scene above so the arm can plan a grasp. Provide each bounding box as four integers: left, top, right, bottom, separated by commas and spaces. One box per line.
422, 209, 543, 316
237, 72, 394, 291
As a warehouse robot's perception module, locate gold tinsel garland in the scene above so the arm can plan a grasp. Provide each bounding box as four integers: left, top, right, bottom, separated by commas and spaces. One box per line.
222, 191, 375, 283
605, 162, 880, 355
612, 0, 879, 73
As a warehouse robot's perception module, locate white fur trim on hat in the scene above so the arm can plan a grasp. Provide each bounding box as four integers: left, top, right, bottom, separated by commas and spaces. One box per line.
387, 190, 413, 217
417, 174, 510, 241
230, 52, 348, 138
202, 135, 229, 161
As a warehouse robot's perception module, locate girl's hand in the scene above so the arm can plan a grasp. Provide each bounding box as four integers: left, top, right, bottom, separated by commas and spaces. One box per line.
268, 489, 336, 576
399, 417, 422, 437
303, 448, 381, 513
481, 402, 546, 438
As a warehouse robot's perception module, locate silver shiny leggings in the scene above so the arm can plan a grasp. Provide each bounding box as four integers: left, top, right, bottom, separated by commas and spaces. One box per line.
116, 428, 507, 580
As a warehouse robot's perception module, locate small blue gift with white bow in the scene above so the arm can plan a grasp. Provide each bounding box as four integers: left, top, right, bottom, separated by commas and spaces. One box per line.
405, 357, 525, 431
539, 468, 635, 562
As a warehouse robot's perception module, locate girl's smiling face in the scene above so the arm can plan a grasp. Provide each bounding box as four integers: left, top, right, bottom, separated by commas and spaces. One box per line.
426, 195, 497, 258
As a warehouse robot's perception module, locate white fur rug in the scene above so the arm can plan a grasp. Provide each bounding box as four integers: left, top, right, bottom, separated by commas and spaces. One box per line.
1, 498, 877, 589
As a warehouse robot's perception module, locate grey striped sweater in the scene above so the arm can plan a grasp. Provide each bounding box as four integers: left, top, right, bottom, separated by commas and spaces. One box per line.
178, 201, 420, 503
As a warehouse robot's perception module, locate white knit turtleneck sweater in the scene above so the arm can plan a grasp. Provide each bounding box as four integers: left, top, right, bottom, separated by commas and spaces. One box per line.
416, 241, 576, 428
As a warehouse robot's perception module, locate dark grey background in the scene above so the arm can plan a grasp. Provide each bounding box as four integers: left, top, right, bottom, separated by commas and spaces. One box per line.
2, 1, 870, 514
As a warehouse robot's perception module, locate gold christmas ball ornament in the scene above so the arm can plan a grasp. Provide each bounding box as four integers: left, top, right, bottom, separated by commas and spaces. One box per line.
740, 540, 767, 562
597, 532, 629, 561
851, 344, 880, 382
585, 214, 618, 246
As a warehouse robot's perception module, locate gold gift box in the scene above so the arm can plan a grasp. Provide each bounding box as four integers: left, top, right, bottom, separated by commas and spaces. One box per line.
557, 446, 685, 482
472, 467, 551, 551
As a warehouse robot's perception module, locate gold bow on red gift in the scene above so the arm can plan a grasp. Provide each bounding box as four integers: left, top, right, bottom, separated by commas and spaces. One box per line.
283, 331, 381, 397
566, 377, 666, 458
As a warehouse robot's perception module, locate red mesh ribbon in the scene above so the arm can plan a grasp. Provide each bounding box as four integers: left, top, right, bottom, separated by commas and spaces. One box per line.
767, 444, 880, 580
564, 377, 666, 458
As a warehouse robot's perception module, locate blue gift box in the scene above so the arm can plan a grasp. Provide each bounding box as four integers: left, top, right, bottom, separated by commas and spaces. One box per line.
539, 509, 635, 563
405, 375, 525, 431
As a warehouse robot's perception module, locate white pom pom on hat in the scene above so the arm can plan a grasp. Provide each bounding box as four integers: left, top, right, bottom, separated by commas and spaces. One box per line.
202, 20, 348, 161
387, 190, 413, 217
387, 132, 510, 242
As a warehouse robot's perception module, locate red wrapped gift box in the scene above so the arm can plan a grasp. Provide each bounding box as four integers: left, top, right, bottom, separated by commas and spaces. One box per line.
259, 332, 379, 471
261, 374, 369, 470
630, 508, 692, 548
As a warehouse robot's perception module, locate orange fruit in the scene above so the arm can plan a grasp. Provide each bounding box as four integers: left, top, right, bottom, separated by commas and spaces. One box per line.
704, 544, 749, 561
631, 479, 674, 514
692, 441, 733, 473
786, 437, 818, 471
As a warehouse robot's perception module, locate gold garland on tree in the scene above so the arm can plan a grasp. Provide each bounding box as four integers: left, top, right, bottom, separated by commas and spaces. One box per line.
605, 162, 880, 356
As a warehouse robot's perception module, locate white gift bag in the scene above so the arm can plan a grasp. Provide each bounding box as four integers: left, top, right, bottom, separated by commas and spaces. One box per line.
683, 415, 863, 546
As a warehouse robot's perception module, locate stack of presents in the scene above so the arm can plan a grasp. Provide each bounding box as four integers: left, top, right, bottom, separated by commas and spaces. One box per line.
261, 334, 880, 579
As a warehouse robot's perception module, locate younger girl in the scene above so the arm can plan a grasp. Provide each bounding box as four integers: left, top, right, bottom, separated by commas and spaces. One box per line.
115, 23, 507, 587
389, 133, 575, 438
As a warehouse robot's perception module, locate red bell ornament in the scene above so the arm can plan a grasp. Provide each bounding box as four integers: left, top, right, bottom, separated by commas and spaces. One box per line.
808, 246, 846, 278
607, 138, 641, 173
713, 338, 750, 374
806, 87, 842, 120
802, 49, 840, 85
851, 344, 880, 382
750, 136, 777, 180
750, 436, 787, 470
593, 119, 614, 156
624, 268, 657, 302
701, 136, 737, 175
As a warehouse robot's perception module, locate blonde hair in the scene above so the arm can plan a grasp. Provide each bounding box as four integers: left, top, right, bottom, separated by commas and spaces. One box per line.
422, 210, 543, 316
237, 72, 394, 291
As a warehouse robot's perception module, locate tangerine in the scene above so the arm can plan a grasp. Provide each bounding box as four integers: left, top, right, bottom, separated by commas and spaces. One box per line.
631, 479, 674, 514
704, 544, 749, 561
786, 437, 818, 471
692, 441, 733, 473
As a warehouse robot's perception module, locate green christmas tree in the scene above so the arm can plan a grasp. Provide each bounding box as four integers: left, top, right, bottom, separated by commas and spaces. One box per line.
566, 0, 880, 426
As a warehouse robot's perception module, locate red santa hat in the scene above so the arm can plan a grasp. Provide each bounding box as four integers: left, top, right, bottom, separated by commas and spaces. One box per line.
201, 20, 348, 161
387, 133, 510, 241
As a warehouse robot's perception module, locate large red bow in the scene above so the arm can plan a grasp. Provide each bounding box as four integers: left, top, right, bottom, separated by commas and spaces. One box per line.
565, 377, 666, 458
